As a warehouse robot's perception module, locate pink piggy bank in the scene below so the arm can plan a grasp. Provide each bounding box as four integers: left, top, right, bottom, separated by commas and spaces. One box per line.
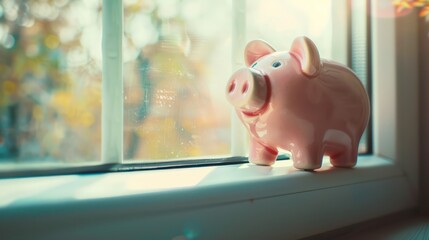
226, 36, 370, 170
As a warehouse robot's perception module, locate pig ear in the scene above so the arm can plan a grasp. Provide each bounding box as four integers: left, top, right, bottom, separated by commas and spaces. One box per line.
290, 36, 321, 77
244, 40, 276, 67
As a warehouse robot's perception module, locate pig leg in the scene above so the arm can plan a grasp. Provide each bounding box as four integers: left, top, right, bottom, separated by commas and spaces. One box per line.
249, 138, 278, 166
329, 142, 358, 168
291, 144, 324, 170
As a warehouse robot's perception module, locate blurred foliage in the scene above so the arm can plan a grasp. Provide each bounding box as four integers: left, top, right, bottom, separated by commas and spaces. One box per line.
122, 0, 231, 160
0, 0, 103, 162
394, 0, 429, 17
0, 0, 231, 163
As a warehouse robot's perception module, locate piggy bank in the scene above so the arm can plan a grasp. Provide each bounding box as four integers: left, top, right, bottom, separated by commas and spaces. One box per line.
226, 36, 370, 170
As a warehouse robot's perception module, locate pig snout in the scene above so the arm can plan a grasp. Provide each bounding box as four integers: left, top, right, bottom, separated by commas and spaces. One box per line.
226, 68, 269, 114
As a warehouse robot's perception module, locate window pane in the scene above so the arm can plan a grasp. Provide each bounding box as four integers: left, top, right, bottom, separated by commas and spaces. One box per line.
123, 0, 232, 160
246, 0, 368, 154
0, 0, 102, 168
246, 0, 335, 61
123, 0, 363, 161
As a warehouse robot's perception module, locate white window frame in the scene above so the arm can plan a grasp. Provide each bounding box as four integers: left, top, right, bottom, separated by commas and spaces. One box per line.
0, 1, 420, 239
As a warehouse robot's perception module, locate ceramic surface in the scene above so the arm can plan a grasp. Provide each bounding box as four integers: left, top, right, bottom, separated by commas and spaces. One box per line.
226, 36, 370, 170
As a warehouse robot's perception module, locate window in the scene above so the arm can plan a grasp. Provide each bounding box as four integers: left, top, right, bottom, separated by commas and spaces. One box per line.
0, 0, 420, 239
0, 0, 370, 173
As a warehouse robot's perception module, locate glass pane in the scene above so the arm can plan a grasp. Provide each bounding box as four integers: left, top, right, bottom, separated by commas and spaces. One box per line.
0, 0, 102, 169
246, 0, 335, 60
123, 0, 232, 160
246, 0, 368, 154
123, 0, 361, 161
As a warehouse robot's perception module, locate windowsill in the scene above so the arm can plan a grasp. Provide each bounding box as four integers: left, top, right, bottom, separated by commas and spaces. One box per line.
0, 155, 404, 207
0, 155, 416, 239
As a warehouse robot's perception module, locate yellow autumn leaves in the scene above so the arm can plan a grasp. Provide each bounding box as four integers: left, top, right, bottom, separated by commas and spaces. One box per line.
394, 0, 429, 17
50, 87, 101, 127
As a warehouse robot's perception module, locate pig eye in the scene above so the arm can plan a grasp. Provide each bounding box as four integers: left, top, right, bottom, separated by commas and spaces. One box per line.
272, 61, 281, 68
251, 62, 258, 68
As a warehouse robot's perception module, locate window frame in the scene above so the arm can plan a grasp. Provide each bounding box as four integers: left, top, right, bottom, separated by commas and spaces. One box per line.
0, 0, 420, 239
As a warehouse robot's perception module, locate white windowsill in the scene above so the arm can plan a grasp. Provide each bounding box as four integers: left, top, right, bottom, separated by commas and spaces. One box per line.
0, 155, 407, 208
0, 155, 416, 239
